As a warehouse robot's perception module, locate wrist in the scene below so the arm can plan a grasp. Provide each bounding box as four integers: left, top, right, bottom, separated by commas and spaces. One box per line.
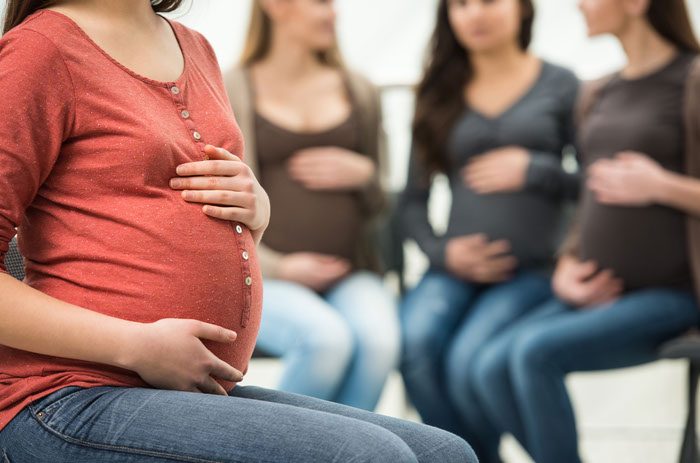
653, 169, 678, 205
112, 320, 145, 371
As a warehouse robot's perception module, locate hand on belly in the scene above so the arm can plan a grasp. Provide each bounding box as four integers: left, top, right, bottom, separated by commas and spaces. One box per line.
445, 234, 518, 283
553, 255, 624, 308
170, 144, 270, 238
120, 317, 244, 396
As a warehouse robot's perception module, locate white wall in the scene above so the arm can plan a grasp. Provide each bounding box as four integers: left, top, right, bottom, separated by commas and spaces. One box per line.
172, 0, 700, 82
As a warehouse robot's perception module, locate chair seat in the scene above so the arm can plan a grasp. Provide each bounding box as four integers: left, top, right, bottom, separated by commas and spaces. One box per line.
659, 332, 700, 362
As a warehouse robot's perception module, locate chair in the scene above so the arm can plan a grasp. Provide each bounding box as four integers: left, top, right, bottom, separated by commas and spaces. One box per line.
376, 191, 406, 295
660, 333, 700, 463
3, 236, 25, 281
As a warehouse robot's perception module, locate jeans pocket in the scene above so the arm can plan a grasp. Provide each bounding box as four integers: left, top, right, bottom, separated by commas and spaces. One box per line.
27, 386, 85, 418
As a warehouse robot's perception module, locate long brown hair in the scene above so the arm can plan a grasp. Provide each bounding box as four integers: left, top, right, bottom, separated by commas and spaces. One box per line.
240, 0, 342, 67
413, 0, 534, 175
647, 0, 700, 53
3, 0, 185, 35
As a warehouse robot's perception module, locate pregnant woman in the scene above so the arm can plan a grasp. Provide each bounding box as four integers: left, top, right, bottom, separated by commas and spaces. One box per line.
399, 0, 579, 461
0, 1, 476, 462
472, 0, 700, 462
225, 0, 399, 411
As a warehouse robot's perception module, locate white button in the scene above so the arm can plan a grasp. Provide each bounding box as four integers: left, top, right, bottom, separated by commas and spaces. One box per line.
181, 110, 190, 119
242, 251, 249, 260
171, 86, 180, 95
245, 276, 253, 286
235, 225, 243, 234
193, 131, 201, 140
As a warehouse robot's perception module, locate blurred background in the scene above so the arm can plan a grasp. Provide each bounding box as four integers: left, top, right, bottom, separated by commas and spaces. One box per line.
160, 1, 700, 462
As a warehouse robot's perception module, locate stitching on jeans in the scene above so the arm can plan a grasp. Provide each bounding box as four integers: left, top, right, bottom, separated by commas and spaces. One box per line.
27, 387, 84, 416
28, 411, 251, 463
2, 448, 10, 463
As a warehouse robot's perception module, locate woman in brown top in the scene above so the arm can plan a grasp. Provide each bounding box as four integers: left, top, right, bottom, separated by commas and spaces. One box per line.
471, 1, 700, 462
224, 0, 399, 411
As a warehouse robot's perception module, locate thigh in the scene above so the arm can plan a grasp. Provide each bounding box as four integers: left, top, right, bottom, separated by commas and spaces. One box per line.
324, 271, 400, 345
1, 385, 416, 463
514, 289, 700, 372
400, 270, 479, 349
449, 271, 552, 359
257, 279, 346, 356
230, 385, 476, 463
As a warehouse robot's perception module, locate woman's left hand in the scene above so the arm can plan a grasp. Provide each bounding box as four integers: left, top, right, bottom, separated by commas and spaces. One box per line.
170, 145, 270, 241
462, 146, 530, 194
287, 147, 375, 191
587, 151, 667, 207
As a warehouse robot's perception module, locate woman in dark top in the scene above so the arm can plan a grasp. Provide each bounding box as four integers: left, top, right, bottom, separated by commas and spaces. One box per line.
0, 0, 477, 462
474, 1, 700, 462
398, 0, 579, 461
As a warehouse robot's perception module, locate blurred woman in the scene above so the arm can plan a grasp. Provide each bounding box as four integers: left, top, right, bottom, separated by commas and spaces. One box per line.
224, 0, 399, 411
399, 0, 579, 460
473, 1, 700, 461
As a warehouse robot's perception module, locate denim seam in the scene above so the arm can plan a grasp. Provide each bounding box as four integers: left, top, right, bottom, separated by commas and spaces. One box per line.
26, 408, 246, 463
30, 387, 84, 416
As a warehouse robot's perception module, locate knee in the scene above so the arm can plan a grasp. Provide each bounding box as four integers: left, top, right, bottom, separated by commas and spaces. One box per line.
400, 304, 444, 363
417, 428, 479, 463
510, 330, 553, 378
344, 426, 418, 463
471, 341, 512, 402
302, 316, 355, 367
444, 342, 480, 403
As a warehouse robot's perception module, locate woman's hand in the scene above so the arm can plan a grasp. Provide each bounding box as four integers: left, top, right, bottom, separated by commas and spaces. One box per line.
287, 147, 375, 191
445, 234, 518, 283
277, 252, 351, 292
553, 255, 623, 308
587, 152, 667, 206
463, 146, 530, 194
171, 145, 270, 243
122, 318, 244, 396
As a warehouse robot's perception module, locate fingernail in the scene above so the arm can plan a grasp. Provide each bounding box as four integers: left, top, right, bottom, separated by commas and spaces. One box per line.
170, 179, 181, 188
176, 165, 184, 175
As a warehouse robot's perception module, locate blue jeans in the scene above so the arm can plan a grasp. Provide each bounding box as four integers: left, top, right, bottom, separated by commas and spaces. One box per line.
256, 271, 400, 411
0, 384, 477, 462
472, 288, 700, 463
400, 269, 552, 463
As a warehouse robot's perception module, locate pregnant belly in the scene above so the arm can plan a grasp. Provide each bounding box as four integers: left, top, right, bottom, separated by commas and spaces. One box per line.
448, 189, 566, 267
263, 179, 364, 260
579, 198, 691, 290
22, 197, 263, 380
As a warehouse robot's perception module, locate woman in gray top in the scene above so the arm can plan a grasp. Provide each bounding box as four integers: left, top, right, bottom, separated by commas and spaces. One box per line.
398, 0, 579, 461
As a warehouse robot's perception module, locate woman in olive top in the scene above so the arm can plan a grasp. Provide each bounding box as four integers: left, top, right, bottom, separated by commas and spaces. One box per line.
224, 0, 399, 411
473, 1, 700, 462
399, 0, 579, 461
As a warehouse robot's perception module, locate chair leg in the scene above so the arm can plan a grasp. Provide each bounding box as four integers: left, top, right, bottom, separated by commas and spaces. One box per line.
680, 361, 700, 463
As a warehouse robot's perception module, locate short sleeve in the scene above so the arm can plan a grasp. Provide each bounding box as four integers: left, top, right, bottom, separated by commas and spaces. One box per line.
0, 29, 75, 273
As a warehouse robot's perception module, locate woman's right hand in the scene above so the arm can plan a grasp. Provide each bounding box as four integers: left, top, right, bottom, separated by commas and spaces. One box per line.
445, 234, 518, 283
553, 255, 623, 308
277, 252, 351, 292
121, 318, 244, 396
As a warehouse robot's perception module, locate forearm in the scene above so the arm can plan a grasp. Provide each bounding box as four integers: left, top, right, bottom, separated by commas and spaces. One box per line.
0, 273, 138, 370
656, 170, 700, 218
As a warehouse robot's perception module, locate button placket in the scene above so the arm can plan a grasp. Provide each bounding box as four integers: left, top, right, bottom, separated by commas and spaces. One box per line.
232, 222, 253, 327
168, 84, 208, 160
